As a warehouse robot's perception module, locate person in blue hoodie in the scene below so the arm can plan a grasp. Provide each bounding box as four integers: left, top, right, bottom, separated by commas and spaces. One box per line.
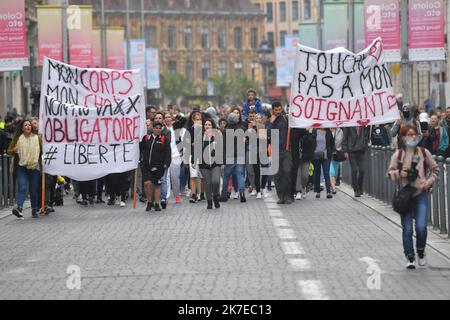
242, 89, 264, 121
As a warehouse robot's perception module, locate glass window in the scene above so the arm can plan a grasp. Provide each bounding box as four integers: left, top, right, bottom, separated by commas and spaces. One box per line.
292, 1, 299, 21
184, 27, 192, 49
267, 32, 274, 49
168, 61, 177, 74
304, 0, 311, 20
168, 26, 176, 49
234, 27, 242, 49
267, 3, 273, 22
280, 31, 287, 47
250, 28, 258, 49
234, 62, 243, 75
201, 61, 210, 80
279, 2, 286, 22
145, 26, 157, 47
185, 61, 194, 81
218, 61, 227, 75
201, 27, 210, 49
218, 27, 227, 49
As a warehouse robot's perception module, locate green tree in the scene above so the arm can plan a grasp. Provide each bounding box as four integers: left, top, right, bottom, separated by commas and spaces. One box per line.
160, 73, 195, 105
230, 73, 263, 104
210, 74, 232, 105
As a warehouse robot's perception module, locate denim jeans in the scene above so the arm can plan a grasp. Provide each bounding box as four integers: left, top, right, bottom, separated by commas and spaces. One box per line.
313, 159, 331, 194
400, 192, 428, 257
16, 166, 40, 211
348, 150, 367, 193
221, 163, 245, 195
160, 169, 169, 200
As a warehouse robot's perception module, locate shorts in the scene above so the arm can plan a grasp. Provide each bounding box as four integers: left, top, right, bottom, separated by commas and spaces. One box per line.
189, 156, 203, 179
142, 165, 165, 185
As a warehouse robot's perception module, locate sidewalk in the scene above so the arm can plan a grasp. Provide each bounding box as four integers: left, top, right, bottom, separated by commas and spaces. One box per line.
338, 183, 450, 261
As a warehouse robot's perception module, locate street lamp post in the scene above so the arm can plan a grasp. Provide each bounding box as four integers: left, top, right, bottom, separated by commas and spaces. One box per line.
257, 39, 272, 102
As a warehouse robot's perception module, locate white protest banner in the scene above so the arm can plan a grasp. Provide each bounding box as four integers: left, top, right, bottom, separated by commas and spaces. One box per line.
289, 38, 397, 128
41, 94, 142, 181
39, 57, 146, 138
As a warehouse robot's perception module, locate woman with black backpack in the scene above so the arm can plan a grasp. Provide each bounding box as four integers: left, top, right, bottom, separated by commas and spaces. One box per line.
387, 124, 438, 269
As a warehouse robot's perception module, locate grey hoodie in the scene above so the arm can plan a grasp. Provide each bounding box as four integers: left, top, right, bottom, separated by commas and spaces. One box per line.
205, 106, 219, 126
390, 103, 422, 141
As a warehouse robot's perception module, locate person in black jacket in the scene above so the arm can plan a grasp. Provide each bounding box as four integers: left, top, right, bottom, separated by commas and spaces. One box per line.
140, 121, 172, 212
312, 128, 335, 199
295, 129, 316, 200
194, 119, 223, 210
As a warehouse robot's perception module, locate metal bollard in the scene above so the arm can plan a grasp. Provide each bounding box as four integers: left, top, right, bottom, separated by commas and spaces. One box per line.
387, 146, 396, 204
0, 154, 3, 210
446, 158, 450, 238
437, 156, 447, 234
8, 156, 14, 207
377, 146, 382, 199
2, 155, 8, 208
432, 155, 440, 230
381, 147, 388, 203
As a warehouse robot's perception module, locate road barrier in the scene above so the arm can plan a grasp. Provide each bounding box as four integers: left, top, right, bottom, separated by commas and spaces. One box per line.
342, 146, 449, 238
0, 154, 16, 210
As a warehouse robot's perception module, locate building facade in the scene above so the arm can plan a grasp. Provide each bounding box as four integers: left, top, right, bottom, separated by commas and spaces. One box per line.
70, 0, 266, 88
251, 0, 321, 49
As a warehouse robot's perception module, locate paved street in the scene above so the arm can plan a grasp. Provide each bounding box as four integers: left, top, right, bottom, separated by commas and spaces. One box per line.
0, 186, 449, 300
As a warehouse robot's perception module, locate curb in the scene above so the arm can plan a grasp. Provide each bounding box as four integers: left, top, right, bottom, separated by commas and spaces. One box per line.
338, 183, 450, 262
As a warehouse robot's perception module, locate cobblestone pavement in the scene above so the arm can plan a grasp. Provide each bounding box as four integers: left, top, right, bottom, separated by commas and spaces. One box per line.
0, 186, 449, 300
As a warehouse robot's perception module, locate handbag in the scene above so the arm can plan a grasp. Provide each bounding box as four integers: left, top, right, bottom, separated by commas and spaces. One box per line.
392, 184, 416, 215
332, 150, 346, 162
313, 150, 325, 160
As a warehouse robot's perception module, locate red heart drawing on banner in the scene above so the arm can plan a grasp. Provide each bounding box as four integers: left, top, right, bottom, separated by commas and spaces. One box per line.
357, 119, 371, 126
335, 121, 345, 127
368, 40, 383, 62
312, 123, 322, 128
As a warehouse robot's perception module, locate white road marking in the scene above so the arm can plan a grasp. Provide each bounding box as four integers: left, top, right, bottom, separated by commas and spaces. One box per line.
266, 203, 280, 209
297, 280, 329, 300
268, 209, 283, 217
272, 217, 290, 227
288, 258, 311, 270
276, 228, 297, 239
280, 241, 304, 255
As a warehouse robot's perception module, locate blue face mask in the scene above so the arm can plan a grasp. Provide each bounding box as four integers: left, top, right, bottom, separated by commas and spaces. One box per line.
405, 139, 419, 149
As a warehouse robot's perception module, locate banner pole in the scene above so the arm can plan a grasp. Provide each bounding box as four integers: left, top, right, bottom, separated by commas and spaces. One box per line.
133, 168, 138, 209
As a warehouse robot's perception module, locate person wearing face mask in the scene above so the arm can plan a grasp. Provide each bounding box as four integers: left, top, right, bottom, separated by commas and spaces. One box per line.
390, 104, 422, 148
194, 119, 223, 210
429, 115, 449, 156
439, 107, 450, 158
387, 124, 438, 269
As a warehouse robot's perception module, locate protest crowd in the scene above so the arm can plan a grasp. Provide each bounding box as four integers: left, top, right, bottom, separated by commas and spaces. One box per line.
2, 40, 450, 271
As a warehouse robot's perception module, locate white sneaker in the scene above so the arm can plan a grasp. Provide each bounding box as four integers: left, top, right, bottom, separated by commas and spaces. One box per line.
261, 189, 268, 198
250, 190, 257, 196
232, 191, 239, 199
256, 192, 262, 199
406, 257, 416, 269
295, 192, 302, 200
185, 189, 191, 197
418, 254, 427, 267
120, 201, 126, 207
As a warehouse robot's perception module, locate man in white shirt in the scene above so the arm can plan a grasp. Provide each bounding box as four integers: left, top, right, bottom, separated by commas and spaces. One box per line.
162, 113, 183, 204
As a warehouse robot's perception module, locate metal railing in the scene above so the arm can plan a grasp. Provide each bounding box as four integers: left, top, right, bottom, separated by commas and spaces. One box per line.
0, 154, 16, 210
342, 146, 450, 238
